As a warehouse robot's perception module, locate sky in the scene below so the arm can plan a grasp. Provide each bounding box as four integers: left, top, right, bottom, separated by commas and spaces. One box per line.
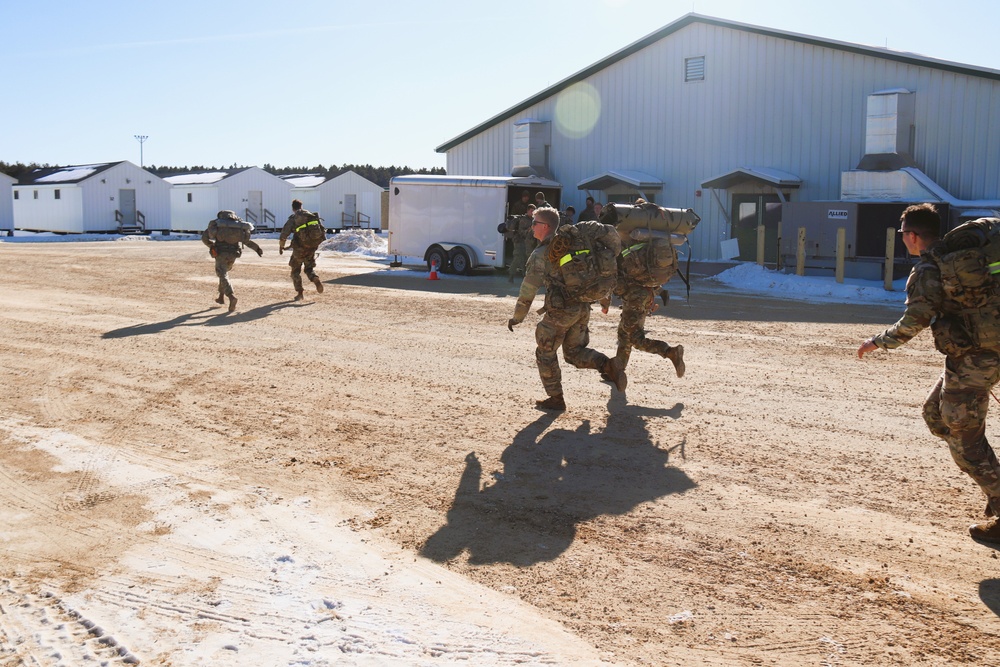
3, 0, 998, 172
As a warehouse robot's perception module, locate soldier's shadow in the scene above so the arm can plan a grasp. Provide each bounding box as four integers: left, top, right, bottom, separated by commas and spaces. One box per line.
101, 301, 311, 338
420, 394, 696, 566
980, 578, 1000, 618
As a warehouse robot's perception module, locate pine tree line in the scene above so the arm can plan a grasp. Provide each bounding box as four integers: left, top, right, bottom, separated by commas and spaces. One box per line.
0, 161, 446, 188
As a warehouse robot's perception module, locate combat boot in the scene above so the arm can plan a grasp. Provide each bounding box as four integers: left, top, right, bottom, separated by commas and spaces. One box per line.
970, 517, 1000, 544
665, 345, 686, 378
312, 276, 324, 293
535, 394, 566, 411
294, 291, 304, 302
227, 295, 238, 313
215, 294, 225, 305
602, 358, 627, 392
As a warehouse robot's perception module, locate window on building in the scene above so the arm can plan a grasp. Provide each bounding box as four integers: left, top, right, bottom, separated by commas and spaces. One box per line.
13, 191, 18, 200
685, 56, 705, 82
187, 193, 192, 203
33, 190, 38, 199
54, 189, 60, 199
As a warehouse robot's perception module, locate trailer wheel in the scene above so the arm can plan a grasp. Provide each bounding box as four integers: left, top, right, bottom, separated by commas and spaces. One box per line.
426, 246, 449, 273
449, 247, 472, 275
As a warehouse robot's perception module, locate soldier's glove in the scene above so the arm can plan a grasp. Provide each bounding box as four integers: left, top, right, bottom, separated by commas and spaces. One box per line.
279, 246, 285, 255
256, 248, 264, 257
209, 246, 218, 258
507, 317, 521, 332
659, 289, 669, 307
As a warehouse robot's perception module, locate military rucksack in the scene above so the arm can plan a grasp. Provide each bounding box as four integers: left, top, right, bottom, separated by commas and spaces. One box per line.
929, 217, 1000, 350
294, 210, 325, 246
602, 202, 701, 294
547, 221, 621, 302
213, 210, 254, 245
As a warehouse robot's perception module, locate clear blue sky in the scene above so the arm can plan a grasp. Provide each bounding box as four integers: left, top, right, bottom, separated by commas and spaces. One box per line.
3, 0, 997, 171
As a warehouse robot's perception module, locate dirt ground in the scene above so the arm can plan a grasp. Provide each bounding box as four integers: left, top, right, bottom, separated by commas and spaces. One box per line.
1, 238, 999, 666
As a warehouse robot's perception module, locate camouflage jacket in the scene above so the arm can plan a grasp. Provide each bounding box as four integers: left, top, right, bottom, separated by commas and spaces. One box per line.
279, 209, 324, 248
871, 246, 952, 350
512, 238, 558, 322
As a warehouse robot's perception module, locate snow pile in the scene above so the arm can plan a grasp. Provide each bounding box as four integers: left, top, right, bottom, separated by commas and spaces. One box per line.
320, 229, 387, 257
710, 262, 907, 305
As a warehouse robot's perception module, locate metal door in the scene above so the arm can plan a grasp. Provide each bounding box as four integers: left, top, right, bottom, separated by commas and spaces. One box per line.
119, 189, 137, 222
731, 194, 781, 263
248, 190, 263, 225
344, 194, 357, 225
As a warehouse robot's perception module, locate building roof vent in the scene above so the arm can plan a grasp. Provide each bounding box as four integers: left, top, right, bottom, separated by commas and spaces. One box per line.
511, 119, 553, 179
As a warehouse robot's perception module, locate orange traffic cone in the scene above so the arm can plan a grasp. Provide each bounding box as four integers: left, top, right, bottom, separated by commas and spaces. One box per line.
428, 260, 440, 280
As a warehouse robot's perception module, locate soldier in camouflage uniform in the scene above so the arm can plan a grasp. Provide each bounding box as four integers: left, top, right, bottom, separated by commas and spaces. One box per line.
201, 212, 263, 313
507, 207, 625, 411
507, 205, 536, 283
279, 199, 326, 301
859, 203, 1000, 544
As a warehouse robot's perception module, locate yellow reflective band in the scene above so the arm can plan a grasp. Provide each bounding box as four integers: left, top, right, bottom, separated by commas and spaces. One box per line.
989, 261, 1000, 275
559, 249, 590, 266
295, 220, 319, 233
622, 242, 646, 258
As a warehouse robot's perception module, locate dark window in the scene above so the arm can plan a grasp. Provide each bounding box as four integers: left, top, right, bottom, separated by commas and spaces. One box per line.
33, 190, 38, 199
685, 56, 705, 82
54, 189, 60, 200
187, 192, 192, 203
13, 190, 18, 200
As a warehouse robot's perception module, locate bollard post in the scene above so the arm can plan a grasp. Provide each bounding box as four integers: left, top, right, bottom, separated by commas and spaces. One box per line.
796, 227, 806, 276
884, 227, 895, 291
756, 224, 766, 266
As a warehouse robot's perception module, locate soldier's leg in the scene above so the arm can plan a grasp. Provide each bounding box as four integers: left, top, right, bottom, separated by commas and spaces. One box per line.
215, 255, 235, 298
623, 286, 684, 377
938, 352, 1000, 515
562, 305, 610, 371
288, 249, 305, 296
535, 315, 568, 397
302, 248, 323, 292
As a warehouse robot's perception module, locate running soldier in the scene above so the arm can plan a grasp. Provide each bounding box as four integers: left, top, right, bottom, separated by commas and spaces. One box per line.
201, 210, 263, 312
604, 199, 685, 379
279, 199, 326, 301
859, 203, 1000, 544
507, 206, 625, 411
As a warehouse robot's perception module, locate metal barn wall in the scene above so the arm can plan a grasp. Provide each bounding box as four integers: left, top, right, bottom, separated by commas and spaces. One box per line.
0, 173, 15, 231
12, 185, 84, 232
445, 21, 1000, 261
318, 171, 385, 229
169, 185, 220, 232
78, 162, 171, 232
215, 168, 293, 227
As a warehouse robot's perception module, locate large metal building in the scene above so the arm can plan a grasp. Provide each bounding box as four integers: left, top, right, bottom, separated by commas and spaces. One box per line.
0, 172, 14, 234
435, 13, 1000, 263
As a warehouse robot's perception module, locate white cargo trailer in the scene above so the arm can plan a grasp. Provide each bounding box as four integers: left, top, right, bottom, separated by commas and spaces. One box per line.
387, 174, 562, 274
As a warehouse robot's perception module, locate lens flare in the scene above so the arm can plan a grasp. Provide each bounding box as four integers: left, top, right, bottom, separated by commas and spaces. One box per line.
554, 82, 601, 139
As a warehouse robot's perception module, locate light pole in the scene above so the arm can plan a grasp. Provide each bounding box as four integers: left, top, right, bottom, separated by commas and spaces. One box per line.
134, 135, 148, 167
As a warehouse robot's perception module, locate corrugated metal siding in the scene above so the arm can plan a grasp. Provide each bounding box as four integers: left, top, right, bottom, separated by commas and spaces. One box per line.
170, 186, 220, 232
445, 22, 1000, 260
215, 168, 293, 228
80, 162, 172, 232
12, 185, 84, 232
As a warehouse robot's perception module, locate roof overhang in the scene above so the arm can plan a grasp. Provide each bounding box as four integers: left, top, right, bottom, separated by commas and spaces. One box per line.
577, 170, 663, 193
701, 167, 802, 190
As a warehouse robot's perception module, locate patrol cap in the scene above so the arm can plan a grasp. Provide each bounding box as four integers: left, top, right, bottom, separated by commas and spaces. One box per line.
535, 191, 545, 199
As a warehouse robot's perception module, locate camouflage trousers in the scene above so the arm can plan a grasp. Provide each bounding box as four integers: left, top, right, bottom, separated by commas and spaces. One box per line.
615, 283, 678, 368
214, 252, 239, 297
922, 350, 1000, 514
535, 302, 610, 397
288, 245, 320, 293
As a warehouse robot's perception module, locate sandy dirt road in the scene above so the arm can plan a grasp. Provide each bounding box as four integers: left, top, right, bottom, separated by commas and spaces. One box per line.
0, 238, 999, 666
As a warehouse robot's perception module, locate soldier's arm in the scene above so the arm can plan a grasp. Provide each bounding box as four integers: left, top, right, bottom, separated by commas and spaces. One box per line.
869, 263, 942, 350
201, 221, 216, 247
278, 217, 295, 246
511, 251, 546, 323
244, 238, 263, 257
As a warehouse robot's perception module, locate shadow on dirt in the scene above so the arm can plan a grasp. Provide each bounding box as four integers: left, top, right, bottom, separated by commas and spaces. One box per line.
980, 578, 1000, 618
420, 393, 695, 566
101, 301, 312, 338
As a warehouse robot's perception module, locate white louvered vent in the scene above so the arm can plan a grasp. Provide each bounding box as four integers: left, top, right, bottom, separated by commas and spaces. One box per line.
684, 56, 705, 82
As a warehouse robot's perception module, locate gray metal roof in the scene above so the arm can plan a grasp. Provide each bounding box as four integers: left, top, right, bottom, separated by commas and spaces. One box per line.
436, 13, 1000, 154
